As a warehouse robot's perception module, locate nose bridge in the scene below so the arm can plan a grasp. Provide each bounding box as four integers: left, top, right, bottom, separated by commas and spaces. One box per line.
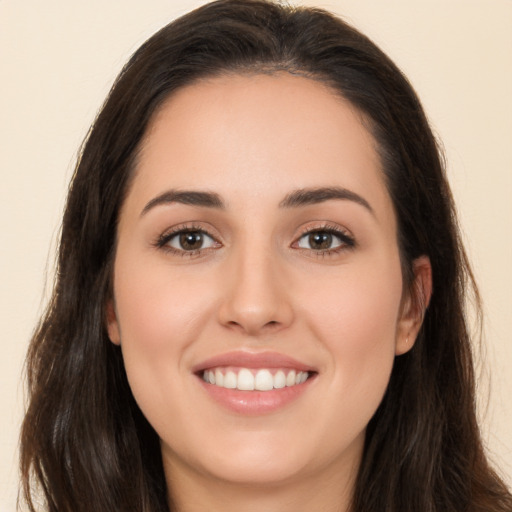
218, 235, 293, 334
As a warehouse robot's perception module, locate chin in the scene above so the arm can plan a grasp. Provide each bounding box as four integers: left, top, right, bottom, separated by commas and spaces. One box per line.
161, 428, 317, 487
200, 453, 311, 487
162, 425, 365, 490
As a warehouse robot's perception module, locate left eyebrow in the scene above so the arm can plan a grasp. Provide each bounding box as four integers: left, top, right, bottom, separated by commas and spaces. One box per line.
140, 189, 225, 217
279, 186, 374, 215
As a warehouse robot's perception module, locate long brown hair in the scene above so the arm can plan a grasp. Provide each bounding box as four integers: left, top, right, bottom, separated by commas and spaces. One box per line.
20, 1, 512, 510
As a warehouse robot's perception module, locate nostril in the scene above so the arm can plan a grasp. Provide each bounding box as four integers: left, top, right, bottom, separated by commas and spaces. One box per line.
218, 290, 294, 335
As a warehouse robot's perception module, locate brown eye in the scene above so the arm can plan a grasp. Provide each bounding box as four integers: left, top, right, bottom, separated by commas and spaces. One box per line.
168, 230, 216, 251
297, 230, 345, 251
179, 232, 204, 250
308, 232, 333, 250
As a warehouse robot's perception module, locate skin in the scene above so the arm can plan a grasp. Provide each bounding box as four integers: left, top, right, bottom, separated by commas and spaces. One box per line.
107, 73, 431, 512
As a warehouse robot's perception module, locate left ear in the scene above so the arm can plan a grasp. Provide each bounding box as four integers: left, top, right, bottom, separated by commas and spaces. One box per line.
395, 255, 432, 355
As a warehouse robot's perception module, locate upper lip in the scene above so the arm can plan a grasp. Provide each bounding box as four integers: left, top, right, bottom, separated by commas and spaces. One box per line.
192, 350, 316, 373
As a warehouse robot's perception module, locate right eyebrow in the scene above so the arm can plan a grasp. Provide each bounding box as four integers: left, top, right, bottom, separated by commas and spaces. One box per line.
140, 189, 225, 217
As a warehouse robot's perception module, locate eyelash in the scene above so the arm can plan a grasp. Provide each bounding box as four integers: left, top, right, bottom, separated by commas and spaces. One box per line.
293, 223, 356, 257
153, 222, 356, 258
154, 223, 219, 257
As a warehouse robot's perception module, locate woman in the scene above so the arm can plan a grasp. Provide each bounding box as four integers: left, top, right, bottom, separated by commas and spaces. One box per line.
20, 0, 512, 511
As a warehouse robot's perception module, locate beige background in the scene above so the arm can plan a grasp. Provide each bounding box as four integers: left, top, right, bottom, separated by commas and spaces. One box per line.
1, 0, 511, 509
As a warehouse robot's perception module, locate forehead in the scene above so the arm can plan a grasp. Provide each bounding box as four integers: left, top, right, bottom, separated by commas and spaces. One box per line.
129, 72, 392, 216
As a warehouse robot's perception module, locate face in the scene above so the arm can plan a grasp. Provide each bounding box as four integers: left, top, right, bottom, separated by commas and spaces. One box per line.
107, 73, 428, 492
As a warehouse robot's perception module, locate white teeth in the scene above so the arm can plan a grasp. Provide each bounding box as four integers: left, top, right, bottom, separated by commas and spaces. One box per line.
202, 367, 310, 391
237, 369, 255, 390
224, 371, 237, 389
215, 368, 224, 387
274, 370, 286, 389
254, 369, 273, 391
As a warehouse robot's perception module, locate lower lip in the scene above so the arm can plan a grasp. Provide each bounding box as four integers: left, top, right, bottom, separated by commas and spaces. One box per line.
197, 375, 315, 415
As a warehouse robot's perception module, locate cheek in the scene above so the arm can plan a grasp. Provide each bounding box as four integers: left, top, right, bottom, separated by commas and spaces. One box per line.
114, 253, 216, 348
299, 257, 403, 415
111, 255, 217, 410
304, 258, 402, 345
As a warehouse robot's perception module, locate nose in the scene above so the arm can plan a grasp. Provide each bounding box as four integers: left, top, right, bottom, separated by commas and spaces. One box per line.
217, 244, 294, 336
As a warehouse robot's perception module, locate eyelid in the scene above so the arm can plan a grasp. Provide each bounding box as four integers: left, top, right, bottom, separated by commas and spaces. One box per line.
153, 222, 223, 256
291, 222, 356, 253
167, 230, 217, 250
152, 220, 355, 258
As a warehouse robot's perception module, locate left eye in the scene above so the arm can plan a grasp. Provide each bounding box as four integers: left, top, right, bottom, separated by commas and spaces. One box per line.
167, 230, 217, 251
296, 230, 345, 251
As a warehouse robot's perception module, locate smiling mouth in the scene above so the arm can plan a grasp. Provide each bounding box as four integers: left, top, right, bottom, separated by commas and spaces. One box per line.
201, 367, 311, 391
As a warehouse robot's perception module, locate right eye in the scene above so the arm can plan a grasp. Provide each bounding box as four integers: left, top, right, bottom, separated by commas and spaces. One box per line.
155, 226, 221, 256
165, 230, 217, 252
